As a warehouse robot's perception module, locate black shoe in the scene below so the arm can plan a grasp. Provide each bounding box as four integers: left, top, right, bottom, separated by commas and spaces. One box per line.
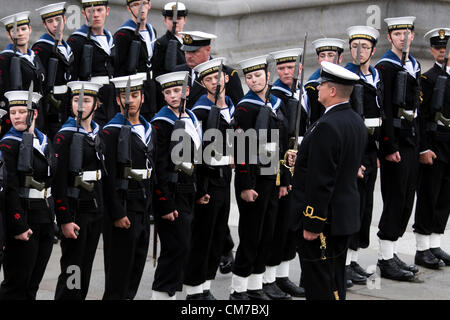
202, 290, 216, 300
430, 247, 450, 266
219, 251, 234, 274
393, 254, 419, 274
415, 249, 444, 270
346, 265, 367, 285
346, 279, 354, 288
229, 291, 250, 300
247, 289, 272, 300
262, 282, 292, 300
276, 277, 305, 297
377, 259, 415, 281
186, 293, 206, 300
350, 261, 373, 277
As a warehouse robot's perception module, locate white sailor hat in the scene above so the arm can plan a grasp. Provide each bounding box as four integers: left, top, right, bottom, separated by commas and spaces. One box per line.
424, 28, 450, 47
67, 81, 102, 96
0, 11, 31, 31
384, 16, 416, 31
238, 55, 269, 75
179, 31, 217, 52
36, 2, 66, 21
347, 25, 380, 45
193, 57, 227, 80
312, 38, 345, 54
4, 90, 42, 109
110, 73, 146, 93
319, 61, 360, 86
81, 0, 109, 8
156, 71, 189, 90
269, 48, 303, 65
162, 2, 188, 17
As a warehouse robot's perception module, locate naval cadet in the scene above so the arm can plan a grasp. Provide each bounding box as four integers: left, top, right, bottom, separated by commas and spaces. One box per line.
290, 61, 366, 300
375, 16, 421, 281
52, 80, 104, 300
0, 108, 8, 273
413, 27, 450, 269
33, 2, 74, 140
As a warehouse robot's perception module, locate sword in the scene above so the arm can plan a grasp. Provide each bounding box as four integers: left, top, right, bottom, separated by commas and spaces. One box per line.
293, 32, 308, 152
442, 36, 450, 73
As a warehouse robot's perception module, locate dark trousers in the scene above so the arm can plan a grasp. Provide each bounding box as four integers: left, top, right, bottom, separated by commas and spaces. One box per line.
184, 184, 231, 286
0, 223, 54, 300
233, 176, 278, 277
102, 211, 150, 300
349, 161, 378, 250
297, 232, 349, 300
266, 190, 297, 267
54, 213, 102, 300
152, 192, 194, 296
413, 159, 450, 235
378, 144, 419, 241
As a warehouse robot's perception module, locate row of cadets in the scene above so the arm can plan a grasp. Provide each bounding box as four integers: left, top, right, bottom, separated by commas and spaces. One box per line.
0, 89, 55, 299
229, 54, 289, 300
150, 71, 203, 299
0, 108, 6, 272
67, 0, 117, 127
101, 73, 155, 300
33, 2, 74, 141
0, 11, 46, 137
183, 57, 235, 300
114, 0, 158, 121
413, 28, 450, 268
344, 25, 384, 286
52, 80, 104, 300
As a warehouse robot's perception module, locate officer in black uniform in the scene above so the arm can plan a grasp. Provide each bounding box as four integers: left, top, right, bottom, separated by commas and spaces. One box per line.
0, 11, 46, 137
304, 38, 345, 126
52, 80, 104, 300
67, 0, 116, 127
0, 90, 55, 300
290, 61, 366, 300
413, 27, 450, 268
0, 109, 8, 272
151, 71, 204, 299
101, 73, 155, 300
114, 0, 158, 121
173, 31, 244, 109
153, 1, 188, 78
33, 2, 74, 140
375, 16, 421, 281
344, 25, 383, 285
230, 55, 290, 300
183, 57, 234, 300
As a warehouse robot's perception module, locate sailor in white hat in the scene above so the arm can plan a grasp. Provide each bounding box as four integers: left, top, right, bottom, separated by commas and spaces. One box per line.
52, 80, 103, 300
374, 16, 421, 282
413, 27, 450, 271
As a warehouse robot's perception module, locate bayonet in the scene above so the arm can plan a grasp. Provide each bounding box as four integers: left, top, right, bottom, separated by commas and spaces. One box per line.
265, 55, 276, 105
214, 62, 223, 106
87, 4, 94, 40
135, 0, 144, 35
27, 81, 34, 111
124, 76, 131, 124
356, 41, 362, 74
401, 28, 410, 66
290, 53, 301, 93
12, 16, 17, 53
180, 73, 188, 118
171, 0, 179, 35
53, 16, 63, 53
443, 37, 450, 73
77, 84, 84, 132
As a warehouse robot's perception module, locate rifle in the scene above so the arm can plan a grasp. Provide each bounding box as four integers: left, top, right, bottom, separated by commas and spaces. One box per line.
68, 84, 94, 198
432, 38, 450, 127
394, 28, 413, 121
126, 0, 144, 74
10, 17, 23, 90
17, 82, 45, 191
79, 5, 94, 80
206, 62, 223, 132
352, 41, 365, 117
286, 52, 302, 137
46, 18, 63, 111
165, 1, 180, 72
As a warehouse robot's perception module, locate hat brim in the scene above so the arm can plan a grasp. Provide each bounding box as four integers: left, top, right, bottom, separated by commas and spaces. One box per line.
181, 44, 201, 52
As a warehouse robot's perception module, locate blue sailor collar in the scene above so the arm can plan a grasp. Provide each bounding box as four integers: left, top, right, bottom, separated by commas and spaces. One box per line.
192, 94, 235, 117
104, 113, 152, 145
2, 44, 36, 65
118, 19, 156, 48
72, 24, 115, 54
151, 105, 203, 139
344, 62, 380, 87
305, 68, 321, 86
59, 117, 100, 138
376, 49, 420, 74
1, 127, 48, 153
237, 90, 282, 112
34, 33, 73, 60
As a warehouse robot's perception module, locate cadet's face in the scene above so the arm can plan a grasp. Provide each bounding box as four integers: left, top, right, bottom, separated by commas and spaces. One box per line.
83, 6, 110, 29
72, 95, 96, 119
128, 0, 151, 21
317, 51, 341, 64
117, 90, 144, 117
245, 70, 268, 93
350, 39, 375, 64
9, 106, 34, 131
430, 46, 447, 64
43, 15, 65, 37
201, 71, 228, 94
276, 62, 302, 87
163, 16, 186, 33
388, 29, 415, 51
185, 46, 210, 69
8, 25, 31, 46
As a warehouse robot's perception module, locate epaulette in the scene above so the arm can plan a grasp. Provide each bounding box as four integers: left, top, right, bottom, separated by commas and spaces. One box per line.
231, 69, 238, 77
305, 85, 316, 91
421, 75, 428, 80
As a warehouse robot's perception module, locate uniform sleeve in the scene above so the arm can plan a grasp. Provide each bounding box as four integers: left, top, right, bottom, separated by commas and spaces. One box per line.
418, 74, 434, 153
67, 35, 83, 81
113, 29, 132, 77
226, 68, 244, 107
32, 43, 51, 94
302, 122, 340, 234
